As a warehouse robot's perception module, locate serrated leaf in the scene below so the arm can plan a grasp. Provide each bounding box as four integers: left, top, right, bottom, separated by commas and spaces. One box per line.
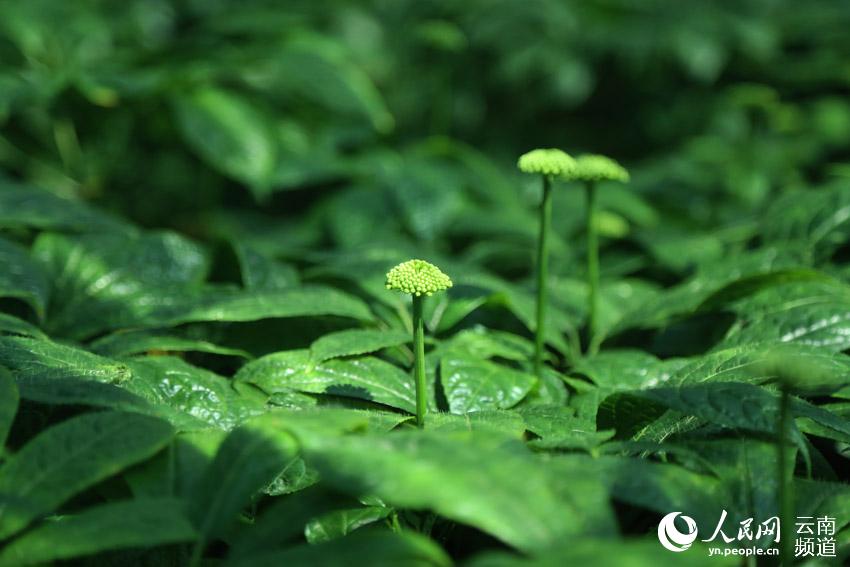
0, 411, 174, 540
0, 498, 197, 567
13, 374, 203, 429
424, 410, 526, 438
440, 354, 536, 414
517, 405, 613, 451
0, 336, 131, 383
237, 350, 416, 413
125, 356, 267, 429
310, 328, 410, 361
721, 280, 850, 351
671, 343, 850, 394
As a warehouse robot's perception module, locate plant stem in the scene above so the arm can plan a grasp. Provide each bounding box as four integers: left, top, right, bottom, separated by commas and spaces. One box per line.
412, 294, 427, 428
585, 180, 599, 355
777, 386, 793, 565
533, 175, 552, 379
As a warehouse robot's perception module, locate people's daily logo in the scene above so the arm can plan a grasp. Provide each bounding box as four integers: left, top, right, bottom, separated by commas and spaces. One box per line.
657, 512, 698, 552
656, 510, 836, 558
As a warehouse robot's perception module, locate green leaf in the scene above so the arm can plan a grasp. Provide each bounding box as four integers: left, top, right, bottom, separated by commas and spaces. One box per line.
553, 455, 725, 532
232, 240, 299, 290
13, 374, 203, 429
571, 350, 683, 391
424, 410, 526, 438
0, 411, 174, 540
0, 179, 128, 233
189, 425, 298, 553
90, 330, 252, 359
302, 430, 615, 552
762, 184, 850, 261
720, 280, 850, 351
305, 506, 391, 544
671, 343, 850, 394
613, 248, 813, 332
0, 336, 131, 383
174, 87, 276, 196
230, 530, 449, 567
440, 353, 536, 413
0, 313, 46, 339
125, 356, 267, 429
0, 366, 17, 447
517, 405, 613, 451
0, 498, 197, 567
247, 34, 394, 133
0, 236, 49, 319
310, 328, 410, 362
237, 350, 416, 413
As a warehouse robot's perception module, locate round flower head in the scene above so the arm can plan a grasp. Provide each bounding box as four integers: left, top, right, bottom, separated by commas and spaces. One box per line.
386, 259, 452, 297
517, 148, 577, 177
573, 154, 629, 183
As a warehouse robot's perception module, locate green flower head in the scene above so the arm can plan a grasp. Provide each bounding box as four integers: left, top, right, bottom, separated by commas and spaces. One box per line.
517, 148, 577, 177
572, 154, 629, 183
386, 259, 452, 297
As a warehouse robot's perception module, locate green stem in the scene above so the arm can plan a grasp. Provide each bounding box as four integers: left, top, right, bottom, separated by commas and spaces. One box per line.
585, 181, 599, 355
412, 295, 427, 428
534, 175, 552, 378
777, 386, 793, 565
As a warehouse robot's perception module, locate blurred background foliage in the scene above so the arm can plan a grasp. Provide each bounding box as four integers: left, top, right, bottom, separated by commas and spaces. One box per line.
1, 0, 850, 287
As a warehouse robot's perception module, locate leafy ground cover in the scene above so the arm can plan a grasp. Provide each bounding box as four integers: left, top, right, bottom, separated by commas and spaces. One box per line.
2, 1, 850, 565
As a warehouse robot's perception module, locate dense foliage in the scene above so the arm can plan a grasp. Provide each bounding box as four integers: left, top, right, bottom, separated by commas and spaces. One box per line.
1, 0, 850, 565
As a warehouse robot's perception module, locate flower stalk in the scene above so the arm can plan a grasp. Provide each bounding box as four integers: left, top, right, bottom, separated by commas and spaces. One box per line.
570, 154, 629, 355
534, 175, 552, 377
386, 259, 452, 427
585, 180, 599, 353
412, 294, 427, 426
518, 149, 577, 379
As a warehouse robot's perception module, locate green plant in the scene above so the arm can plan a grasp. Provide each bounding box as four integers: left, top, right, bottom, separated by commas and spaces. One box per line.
569, 154, 629, 354
385, 259, 453, 427
517, 148, 577, 378
1, 2, 850, 565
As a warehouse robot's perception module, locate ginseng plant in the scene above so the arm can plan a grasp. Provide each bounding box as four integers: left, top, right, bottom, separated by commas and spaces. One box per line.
518, 149, 577, 379
386, 259, 452, 427
570, 154, 629, 355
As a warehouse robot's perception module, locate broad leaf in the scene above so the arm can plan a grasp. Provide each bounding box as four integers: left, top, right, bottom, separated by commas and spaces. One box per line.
440, 353, 536, 413
0, 411, 174, 539
174, 87, 276, 196
302, 430, 616, 552
310, 328, 410, 361
237, 350, 416, 413
0, 499, 196, 567
189, 426, 298, 552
